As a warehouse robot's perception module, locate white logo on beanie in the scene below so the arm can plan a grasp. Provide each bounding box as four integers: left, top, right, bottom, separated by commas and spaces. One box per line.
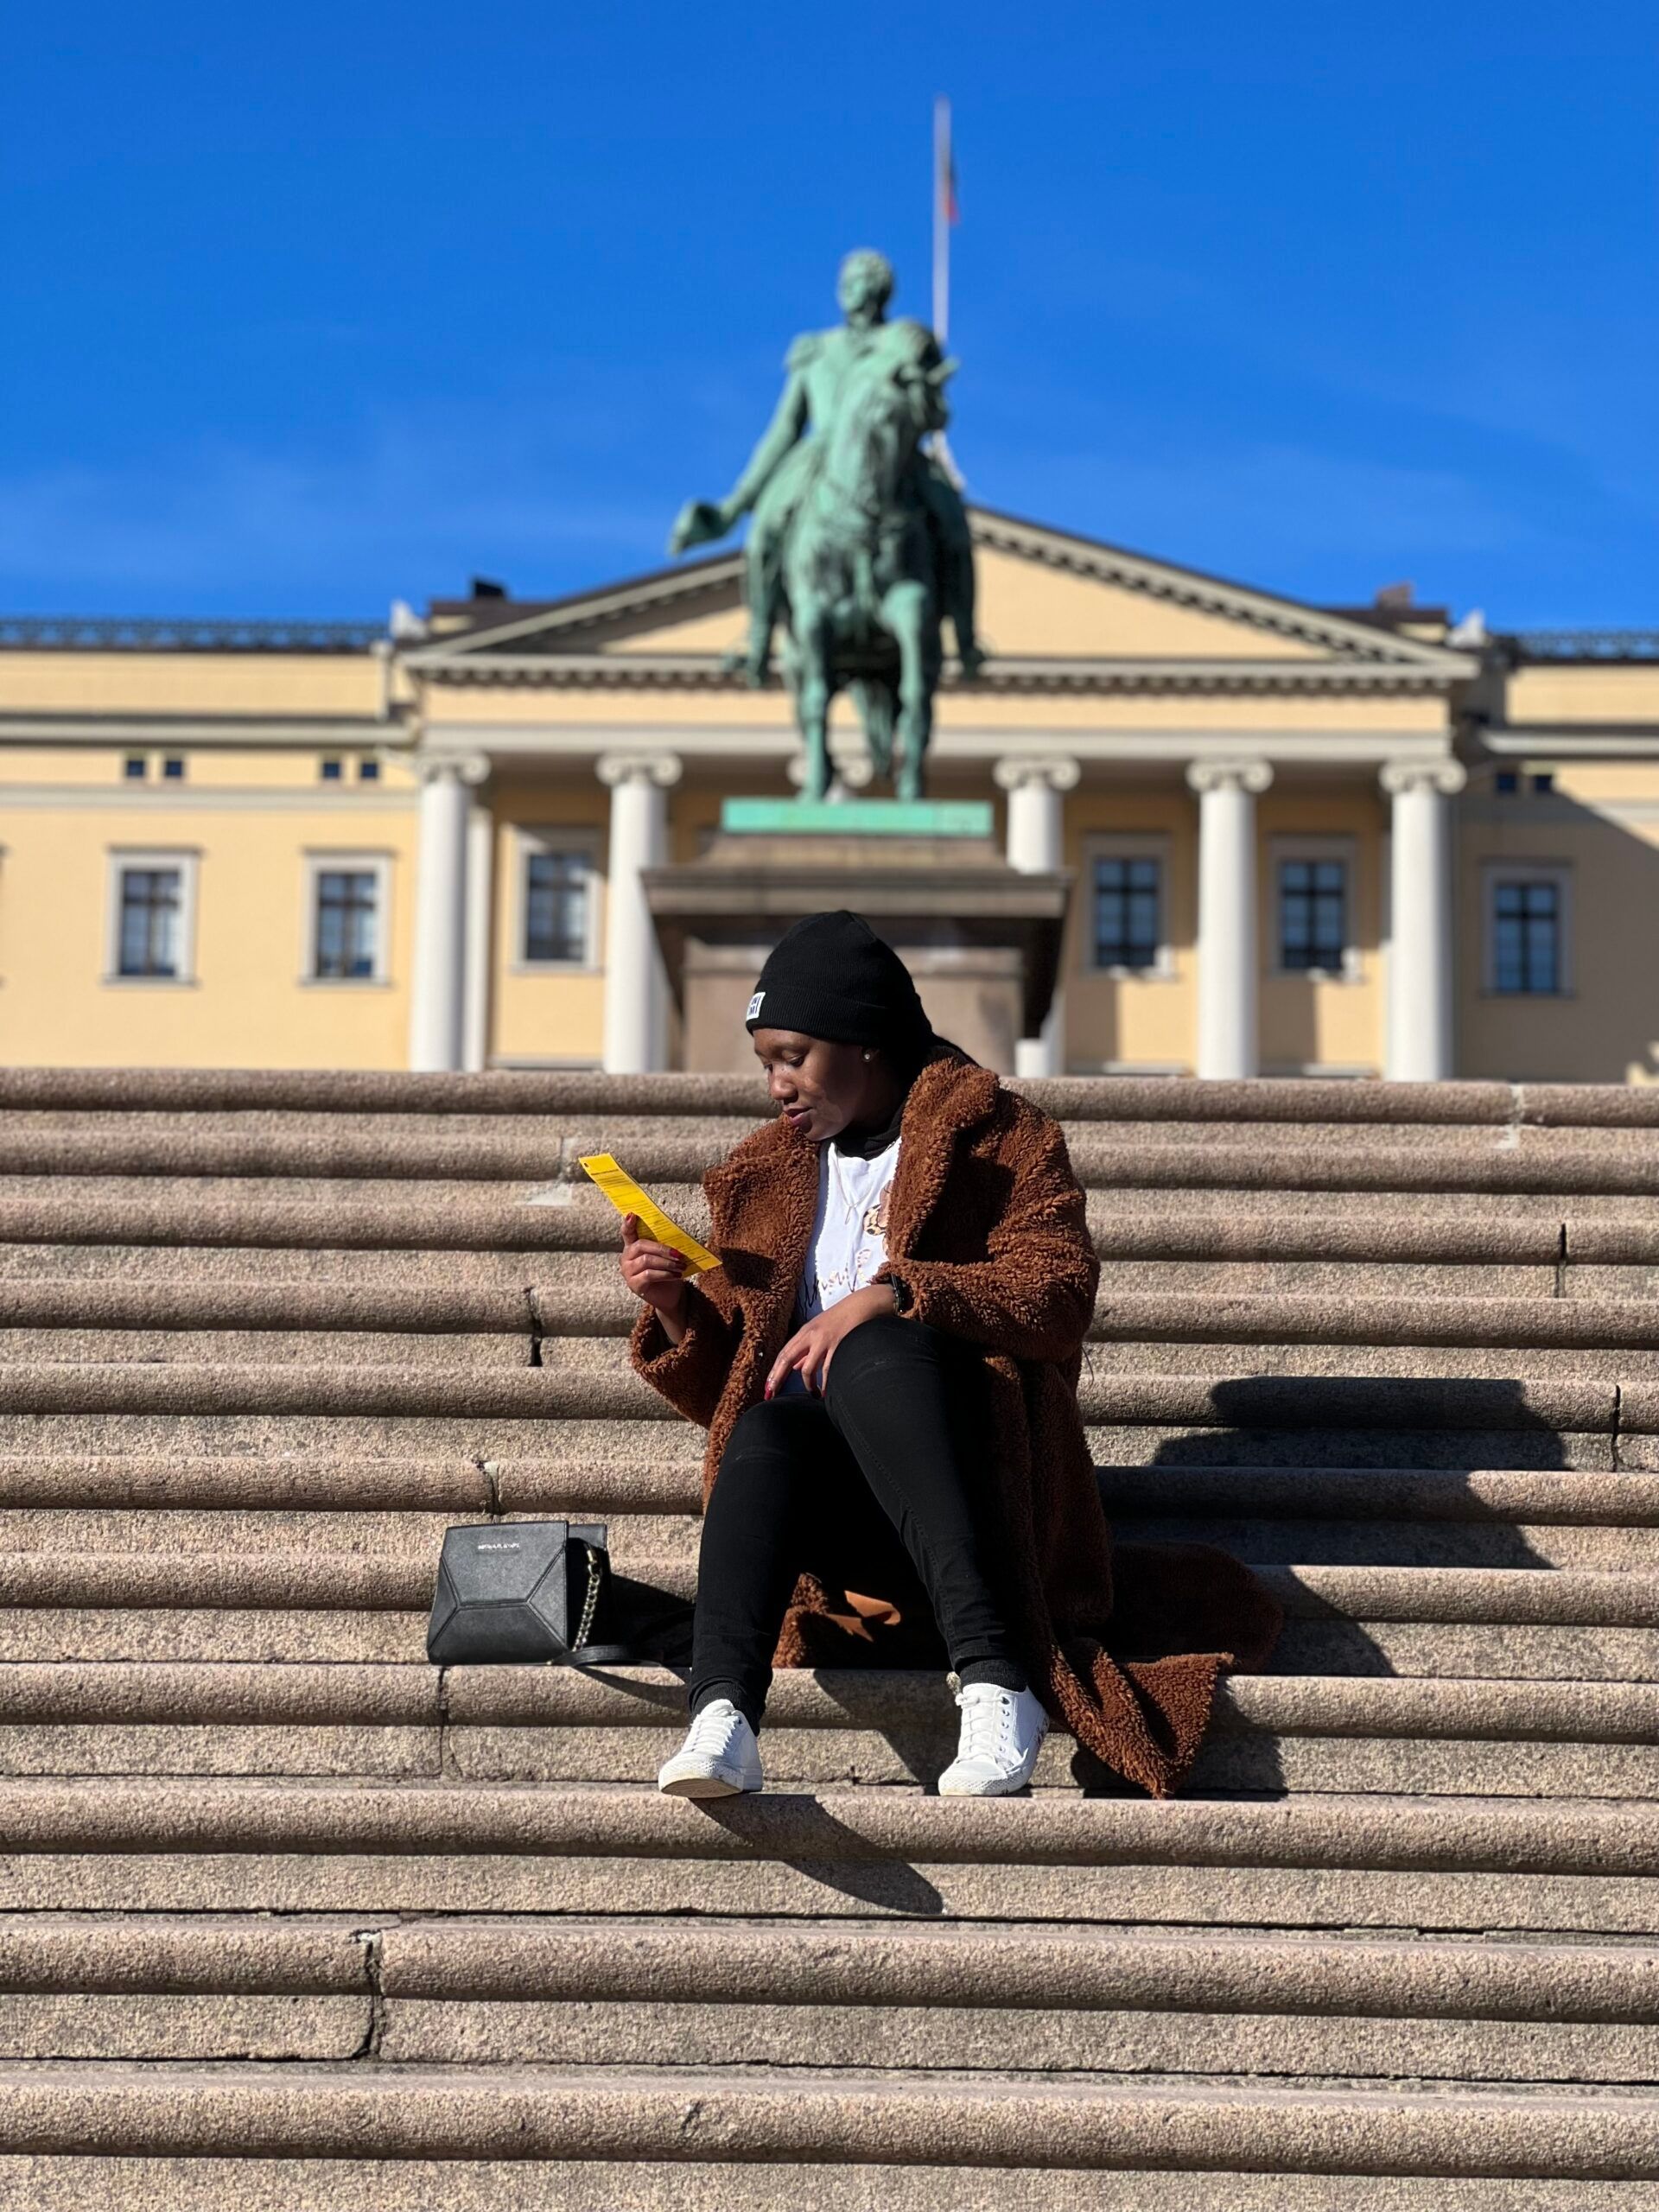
746, 991, 765, 1021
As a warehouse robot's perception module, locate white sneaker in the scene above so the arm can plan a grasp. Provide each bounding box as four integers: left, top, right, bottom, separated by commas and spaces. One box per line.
938, 1680, 1047, 1797
657, 1699, 765, 1799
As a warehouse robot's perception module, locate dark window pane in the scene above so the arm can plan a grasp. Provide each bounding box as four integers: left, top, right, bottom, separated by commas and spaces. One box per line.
314, 869, 378, 979
117, 868, 181, 978
321, 759, 344, 783
1279, 858, 1347, 971
162, 757, 185, 780
124, 756, 146, 781
1491, 879, 1561, 994
1092, 855, 1161, 969
524, 851, 589, 963
359, 760, 380, 782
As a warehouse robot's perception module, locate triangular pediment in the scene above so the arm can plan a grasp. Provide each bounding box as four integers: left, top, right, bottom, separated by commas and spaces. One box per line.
404, 507, 1473, 684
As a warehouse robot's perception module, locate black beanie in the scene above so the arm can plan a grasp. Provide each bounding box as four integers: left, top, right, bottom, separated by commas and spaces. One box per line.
744, 911, 934, 1057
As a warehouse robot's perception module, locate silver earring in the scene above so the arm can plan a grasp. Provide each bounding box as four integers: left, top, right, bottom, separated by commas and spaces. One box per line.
863, 1052, 874, 1062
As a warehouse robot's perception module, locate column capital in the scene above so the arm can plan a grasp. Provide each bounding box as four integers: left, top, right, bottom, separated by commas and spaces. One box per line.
597, 750, 683, 791
1185, 758, 1273, 797
415, 750, 490, 788
993, 754, 1080, 794
1381, 758, 1468, 798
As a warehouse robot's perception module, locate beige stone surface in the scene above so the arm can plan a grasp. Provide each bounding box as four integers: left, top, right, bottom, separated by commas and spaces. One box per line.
6, 2158, 1648, 2209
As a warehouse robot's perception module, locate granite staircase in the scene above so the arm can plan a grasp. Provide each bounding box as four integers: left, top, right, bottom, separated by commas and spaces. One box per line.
0, 1067, 1655, 2208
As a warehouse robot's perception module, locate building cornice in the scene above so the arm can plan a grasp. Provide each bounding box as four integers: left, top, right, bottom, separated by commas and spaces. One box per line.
417, 721, 1454, 772
408, 652, 1455, 698
0, 717, 410, 747
1478, 727, 1659, 758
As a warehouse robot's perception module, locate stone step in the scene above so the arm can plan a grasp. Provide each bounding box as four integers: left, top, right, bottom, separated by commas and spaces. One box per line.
16, 1281, 1659, 1351
4, 1356, 1656, 1436
0, 1913, 1654, 2085
0, 2058, 1656, 2180
2, 1410, 1645, 1471
7, 1605, 1646, 1679
2, 1453, 1653, 1523
0, 1544, 1650, 1630
3, 1780, 1659, 1932
10, 1066, 1654, 1127
0, 1245, 1578, 1303
0, 1500, 1654, 1574
0, 1666, 1649, 1796
0, 2164, 1648, 2212
6, 1124, 1659, 1198
13, 1196, 1631, 1263
6, 1662, 1652, 1739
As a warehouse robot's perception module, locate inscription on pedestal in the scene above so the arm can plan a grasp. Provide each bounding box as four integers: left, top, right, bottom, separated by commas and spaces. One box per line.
721, 798, 994, 839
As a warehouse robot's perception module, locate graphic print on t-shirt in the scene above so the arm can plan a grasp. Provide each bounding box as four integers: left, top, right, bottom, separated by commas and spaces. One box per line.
793, 1141, 900, 1330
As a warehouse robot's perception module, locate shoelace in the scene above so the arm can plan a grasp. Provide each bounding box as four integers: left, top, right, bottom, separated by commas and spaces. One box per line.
956, 1688, 1014, 1764
686, 1704, 746, 1759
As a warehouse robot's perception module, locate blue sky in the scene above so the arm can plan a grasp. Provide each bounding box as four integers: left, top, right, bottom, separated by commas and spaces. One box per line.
3, 2, 1655, 626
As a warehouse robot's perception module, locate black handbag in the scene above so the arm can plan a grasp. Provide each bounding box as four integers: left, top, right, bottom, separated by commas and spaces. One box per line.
426, 1520, 636, 1666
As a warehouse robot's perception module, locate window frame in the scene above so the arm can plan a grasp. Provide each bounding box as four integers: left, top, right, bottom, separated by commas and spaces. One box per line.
1270, 835, 1363, 982
1080, 832, 1174, 981
1482, 860, 1573, 997
511, 826, 603, 974
301, 850, 393, 986
103, 848, 200, 986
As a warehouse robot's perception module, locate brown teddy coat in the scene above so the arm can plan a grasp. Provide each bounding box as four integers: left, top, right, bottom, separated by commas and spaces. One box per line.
630, 1050, 1282, 1796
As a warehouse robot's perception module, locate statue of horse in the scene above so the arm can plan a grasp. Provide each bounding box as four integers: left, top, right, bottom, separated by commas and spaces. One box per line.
778, 328, 957, 801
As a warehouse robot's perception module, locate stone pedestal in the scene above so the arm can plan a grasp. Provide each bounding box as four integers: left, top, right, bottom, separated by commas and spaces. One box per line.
643, 800, 1071, 1076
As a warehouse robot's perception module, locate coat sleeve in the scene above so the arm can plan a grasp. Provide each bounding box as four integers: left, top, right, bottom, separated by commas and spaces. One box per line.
628, 1273, 743, 1430
880, 1109, 1098, 1364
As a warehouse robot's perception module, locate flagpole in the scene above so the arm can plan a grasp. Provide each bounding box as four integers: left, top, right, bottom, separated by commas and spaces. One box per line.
932, 94, 950, 346
931, 95, 963, 486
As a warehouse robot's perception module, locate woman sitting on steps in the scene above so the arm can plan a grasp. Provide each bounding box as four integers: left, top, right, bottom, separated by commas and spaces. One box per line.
619, 908, 1281, 1801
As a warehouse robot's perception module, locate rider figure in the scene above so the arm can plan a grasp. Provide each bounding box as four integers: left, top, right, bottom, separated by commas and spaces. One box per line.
671, 250, 983, 687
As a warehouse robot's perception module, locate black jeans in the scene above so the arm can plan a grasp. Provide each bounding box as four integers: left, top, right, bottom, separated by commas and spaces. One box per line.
689, 1313, 1025, 1729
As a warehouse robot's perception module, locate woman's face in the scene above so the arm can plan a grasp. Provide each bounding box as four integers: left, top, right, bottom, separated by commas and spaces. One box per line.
751, 1028, 882, 1142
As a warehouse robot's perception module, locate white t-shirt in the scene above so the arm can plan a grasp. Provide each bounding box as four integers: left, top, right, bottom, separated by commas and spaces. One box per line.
778, 1138, 899, 1390
799, 1138, 900, 1319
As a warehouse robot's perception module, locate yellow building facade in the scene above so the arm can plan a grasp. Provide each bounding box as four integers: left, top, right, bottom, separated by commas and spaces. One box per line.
3, 509, 1656, 1081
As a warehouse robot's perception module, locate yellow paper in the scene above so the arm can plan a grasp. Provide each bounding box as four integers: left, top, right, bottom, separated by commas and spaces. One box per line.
578, 1154, 720, 1273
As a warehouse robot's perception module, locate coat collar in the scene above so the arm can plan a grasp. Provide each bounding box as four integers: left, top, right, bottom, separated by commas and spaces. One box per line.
706, 1052, 1001, 1281
883, 1053, 1000, 1259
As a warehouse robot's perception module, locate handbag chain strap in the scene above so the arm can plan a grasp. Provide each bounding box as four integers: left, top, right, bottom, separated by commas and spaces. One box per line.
572, 1542, 604, 1652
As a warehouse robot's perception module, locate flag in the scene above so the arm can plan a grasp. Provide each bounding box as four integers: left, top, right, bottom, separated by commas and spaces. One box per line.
938, 99, 960, 226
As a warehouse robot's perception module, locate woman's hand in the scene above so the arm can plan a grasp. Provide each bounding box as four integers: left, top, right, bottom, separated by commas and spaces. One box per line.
766, 1283, 896, 1399
620, 1214, 690, 1343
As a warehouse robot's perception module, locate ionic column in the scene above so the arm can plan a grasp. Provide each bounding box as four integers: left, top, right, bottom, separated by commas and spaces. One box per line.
1185, 759, 1273, 1080
409, 754, 487, 1072
1381, 760, 1466, 1081
995, 756, 1079, 1077
598, 751, 682, 1074
461, 794, 494, 1074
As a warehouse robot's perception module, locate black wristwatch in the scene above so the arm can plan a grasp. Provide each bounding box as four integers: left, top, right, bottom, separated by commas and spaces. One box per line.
888, 1272, 914, 1315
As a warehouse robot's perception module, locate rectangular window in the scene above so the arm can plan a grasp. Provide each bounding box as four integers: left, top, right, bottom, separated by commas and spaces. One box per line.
524, 849, 590, 964
1279, 858, 1348, 972
1492, 878, 1560, 994
162, 756, 185, 780
1092, 855, 1162, 969
321, 759, 344, 783
313, 868, 379, 979
359, 759, 380, 783
117, 867, 182, 977
124, 755, 147, 781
